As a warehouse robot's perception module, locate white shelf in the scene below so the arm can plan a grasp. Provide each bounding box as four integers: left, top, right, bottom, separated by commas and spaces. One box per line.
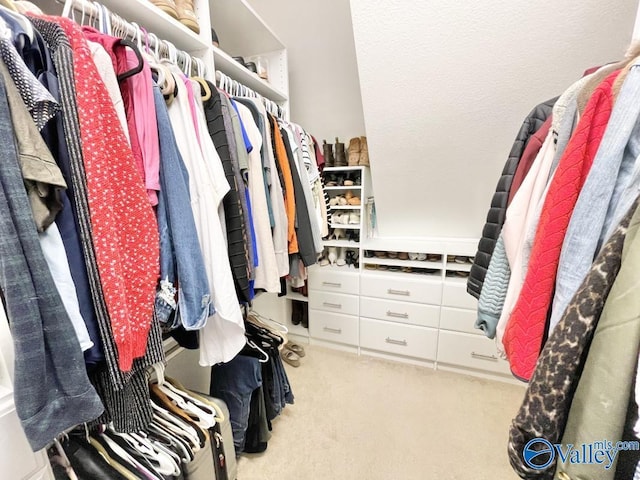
323, 166, 365, 172
209, 0, 285, 57
362, 237, 478, 255
99, 0, 209, 53
287, 323, 309, 337
329, 224, 361, 229
325, 186, 362, 191
363, 258, 443, 269
446, 262, 472, 272
361, 267, 442, 279
285, 292, 309, 303
329, 205, 361, 210
322, 240, 360, 248
315, 264, 360, 272
212, 46, 288, 102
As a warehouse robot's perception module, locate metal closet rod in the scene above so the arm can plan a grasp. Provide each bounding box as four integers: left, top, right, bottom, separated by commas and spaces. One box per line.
57, 0, 205, 74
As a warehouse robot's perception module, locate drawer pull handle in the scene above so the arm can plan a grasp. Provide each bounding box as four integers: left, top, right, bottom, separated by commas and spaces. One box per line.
385, 337, 408, 347
471, 352, 498, 362
323, 327, 342, 334
322, 281, 341, 288
387, 289, 410, 297
386, 310, 409, 319
322, 302, 342, 309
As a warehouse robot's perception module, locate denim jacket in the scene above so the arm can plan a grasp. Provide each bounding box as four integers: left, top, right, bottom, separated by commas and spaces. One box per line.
153, 85, 213, 330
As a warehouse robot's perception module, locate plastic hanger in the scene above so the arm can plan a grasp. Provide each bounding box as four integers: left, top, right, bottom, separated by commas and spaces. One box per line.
117, 38, 144, 82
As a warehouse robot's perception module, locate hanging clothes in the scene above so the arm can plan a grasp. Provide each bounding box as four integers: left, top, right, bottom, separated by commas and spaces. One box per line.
503, 69, 620, 381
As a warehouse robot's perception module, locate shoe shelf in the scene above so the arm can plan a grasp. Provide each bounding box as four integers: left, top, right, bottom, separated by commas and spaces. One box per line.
329, 223, 361, 229
362, 265, 443, 278
316, 263, 360, 272
322, 239, 360, 248
362, 257, 444, 269
323, 166, 365, 173
329, 205, 361, 210
325, 185, 362, 191
98, 0, 209, 54
285, 292, 308, 303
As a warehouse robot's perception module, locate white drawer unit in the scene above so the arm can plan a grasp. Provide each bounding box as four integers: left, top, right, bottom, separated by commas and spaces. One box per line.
309, 290, 359, 316
437, 330, 511, 375
360, 318, 438, 360
360, 274, 442, 305
309, 310, 359, 346
308, 269, 360, 295
359, 297, 439, 328
442, 280, 478, 310
440, 307, 482, 335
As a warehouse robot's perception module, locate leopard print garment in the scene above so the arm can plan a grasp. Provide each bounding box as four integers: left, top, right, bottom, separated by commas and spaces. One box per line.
507, 196, 639, 479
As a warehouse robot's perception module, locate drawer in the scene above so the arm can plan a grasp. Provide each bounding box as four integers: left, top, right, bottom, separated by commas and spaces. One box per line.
360, 273, 442, 305
437, 330, 511, 375
309, 310, 358, 346
360, 297, 439, 328
309, 290, 359, 316
442, 280, 477, 309
440, 307, 482, 335
360, 318, 438, 360
308, 268, 359, 295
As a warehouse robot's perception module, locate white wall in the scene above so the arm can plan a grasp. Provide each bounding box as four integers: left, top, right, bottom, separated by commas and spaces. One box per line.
350, 0, 638, 239
251, 0, 366, 143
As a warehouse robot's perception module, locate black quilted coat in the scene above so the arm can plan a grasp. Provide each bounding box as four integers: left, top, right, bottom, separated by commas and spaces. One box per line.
467, 97, 557, 299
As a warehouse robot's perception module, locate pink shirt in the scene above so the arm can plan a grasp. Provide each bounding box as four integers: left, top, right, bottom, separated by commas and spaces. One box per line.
126, 51, 160, 206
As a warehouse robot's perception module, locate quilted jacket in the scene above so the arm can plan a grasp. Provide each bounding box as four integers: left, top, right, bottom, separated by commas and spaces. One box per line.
467, 97, 557, 299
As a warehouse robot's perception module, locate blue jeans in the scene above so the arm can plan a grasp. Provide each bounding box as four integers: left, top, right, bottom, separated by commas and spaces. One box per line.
153, 84, 213, 330
210, 355, 262, 453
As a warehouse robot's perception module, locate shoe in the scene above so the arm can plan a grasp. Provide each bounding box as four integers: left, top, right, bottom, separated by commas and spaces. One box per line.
336, 247, 346, 266
301, 303, 309, 328
329, 196, 340, 206
387, 251, 398, 259
359, 136, 369, 166
454, 256, 468, 264
408, 252, 419, 260
328, 247, 338, 265
343, 173, 356, 186
334, 228, 346, 240
375, 251, 387, 258
417, 253, 427, 261
325, 173, 338, 186
291, 300, 302, 325
334, 137, 347, 166
281, 349, 300, 367
364, 250, 374, 258
323, 140, 335, 168
338, 195, 348, 206
285, 342, 305, 357
149, 0, 179, 19
318, 252, 329, 266
398, 252, 409, 260
365, 264, 378, 270
427, 254, 442, 262
175, 0, 199, 33
348, 230, 360, 242
345, 250, 358, 267
347, 137, 361, 166
347, 196, 361, 206
348, 212, 360, 224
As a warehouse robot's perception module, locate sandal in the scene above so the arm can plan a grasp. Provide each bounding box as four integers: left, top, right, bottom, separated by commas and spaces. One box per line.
281, 349, 300, 367
286, 342, 306, 357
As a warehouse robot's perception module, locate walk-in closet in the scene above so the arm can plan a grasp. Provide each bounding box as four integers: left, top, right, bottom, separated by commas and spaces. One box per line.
1, 0, 640, 479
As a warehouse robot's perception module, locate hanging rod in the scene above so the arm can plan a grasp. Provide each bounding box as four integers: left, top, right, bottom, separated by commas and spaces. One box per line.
58, 0, 208, 77
216, 70, 285, 119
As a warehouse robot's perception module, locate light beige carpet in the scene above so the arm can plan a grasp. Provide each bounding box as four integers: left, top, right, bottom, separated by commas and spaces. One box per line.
237, 345, 525, 480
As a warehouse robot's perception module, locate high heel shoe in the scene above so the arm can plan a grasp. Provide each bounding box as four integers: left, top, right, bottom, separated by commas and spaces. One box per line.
348, 230, 360, 243
345, 250, 358, 267
328, 247, 338, 265
336, 247, 346, 267
334, 228, 346, 240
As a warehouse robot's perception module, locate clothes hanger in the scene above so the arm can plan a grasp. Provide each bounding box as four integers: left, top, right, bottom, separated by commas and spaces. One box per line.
147, 422, 193, 463
51, 437, 80, 480
108, 427, 180, 477
117, 39, 144, 82
247, 339, 270, 363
